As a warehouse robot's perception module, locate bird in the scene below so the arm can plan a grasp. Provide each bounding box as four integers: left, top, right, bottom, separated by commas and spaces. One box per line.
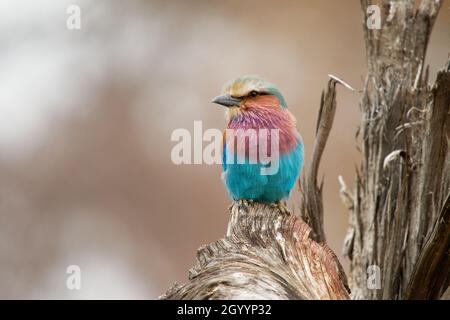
212, 75, 304, 204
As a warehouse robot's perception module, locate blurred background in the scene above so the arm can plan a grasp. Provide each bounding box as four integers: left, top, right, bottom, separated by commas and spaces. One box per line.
0, 0, 448, 299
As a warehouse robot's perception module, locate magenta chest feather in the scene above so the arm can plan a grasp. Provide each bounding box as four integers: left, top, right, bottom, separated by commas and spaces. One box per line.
226, 107, 300, 157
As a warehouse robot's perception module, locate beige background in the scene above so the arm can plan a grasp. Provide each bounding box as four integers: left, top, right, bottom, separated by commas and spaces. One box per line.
0, 0, 448, 298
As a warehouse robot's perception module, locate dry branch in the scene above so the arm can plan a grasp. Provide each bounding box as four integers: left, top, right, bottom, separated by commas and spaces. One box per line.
298, 79, 337, 242
299, 76, 355, 242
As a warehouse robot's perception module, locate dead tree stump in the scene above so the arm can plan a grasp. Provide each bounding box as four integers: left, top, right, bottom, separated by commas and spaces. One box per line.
161, 201, 350, 300
342, 0, 450, 299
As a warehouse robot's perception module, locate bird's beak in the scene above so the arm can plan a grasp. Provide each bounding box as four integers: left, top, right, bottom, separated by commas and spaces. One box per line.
211, 93, 241, 107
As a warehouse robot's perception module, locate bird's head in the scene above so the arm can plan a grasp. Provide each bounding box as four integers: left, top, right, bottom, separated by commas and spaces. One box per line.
212, 75, 287, 120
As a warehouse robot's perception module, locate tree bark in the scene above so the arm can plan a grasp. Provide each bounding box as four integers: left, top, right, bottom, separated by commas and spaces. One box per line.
343, 0, 449, 299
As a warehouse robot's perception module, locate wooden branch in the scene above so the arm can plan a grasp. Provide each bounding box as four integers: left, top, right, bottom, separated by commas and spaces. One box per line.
298, 79, 336, 242
161, 201, 350, 300
299, 75, 353, 242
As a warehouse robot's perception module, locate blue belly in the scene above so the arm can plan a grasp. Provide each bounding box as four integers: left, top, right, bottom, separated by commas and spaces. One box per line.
223, 142, 304, 203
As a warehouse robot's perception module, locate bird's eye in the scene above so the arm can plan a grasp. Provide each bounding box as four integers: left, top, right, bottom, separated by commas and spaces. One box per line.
250, 91, 258, 97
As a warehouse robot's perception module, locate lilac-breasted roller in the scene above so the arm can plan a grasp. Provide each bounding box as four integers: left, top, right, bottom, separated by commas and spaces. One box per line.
212, 75, 304, 203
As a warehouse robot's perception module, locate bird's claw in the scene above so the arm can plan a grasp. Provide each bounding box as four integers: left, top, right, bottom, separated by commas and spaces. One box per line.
236, 199, 254, 207
273, 201, 290, 214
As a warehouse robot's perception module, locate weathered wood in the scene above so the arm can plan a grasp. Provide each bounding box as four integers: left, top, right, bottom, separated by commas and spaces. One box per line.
344, 0, 449, 299
298, 79, 337, 243
161, 201, 350, 300
299, 76, 355, 243
406, 194, 450, 299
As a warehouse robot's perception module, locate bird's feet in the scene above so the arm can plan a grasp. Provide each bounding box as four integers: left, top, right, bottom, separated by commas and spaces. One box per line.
236, 199, 254, 207
272, 201, 290, 214
234, 199, 289, 214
